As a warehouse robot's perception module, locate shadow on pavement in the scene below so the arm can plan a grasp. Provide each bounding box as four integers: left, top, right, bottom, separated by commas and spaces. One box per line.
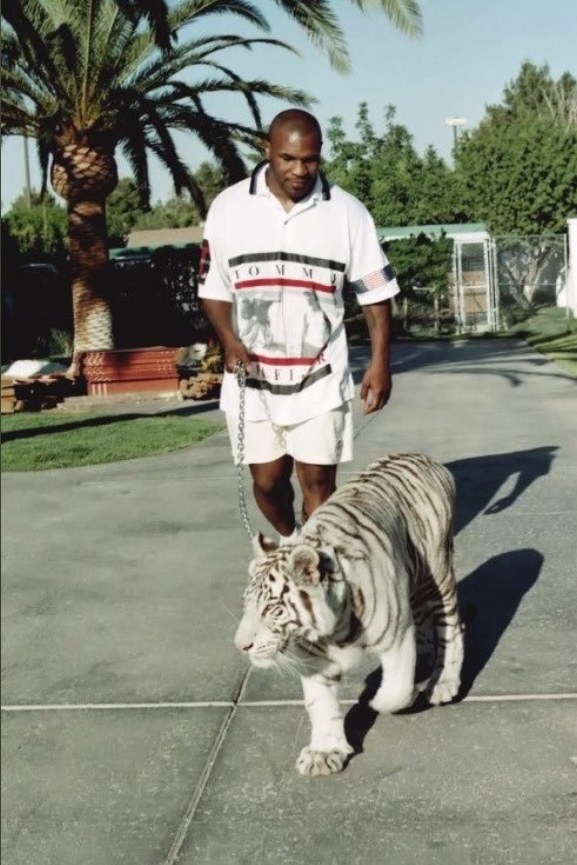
349, 338, 576, 385
448, 446, 558, 534
457, 547, 543, 699
344, 547, 543, 759
1, 400, 222, 442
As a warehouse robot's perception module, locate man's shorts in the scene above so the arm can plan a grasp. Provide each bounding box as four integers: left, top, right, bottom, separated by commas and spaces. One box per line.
226, 402, 353, 466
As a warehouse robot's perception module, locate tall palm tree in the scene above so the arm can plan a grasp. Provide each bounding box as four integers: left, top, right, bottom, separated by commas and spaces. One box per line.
2, 0, 422, 364
1, 0, 312, 361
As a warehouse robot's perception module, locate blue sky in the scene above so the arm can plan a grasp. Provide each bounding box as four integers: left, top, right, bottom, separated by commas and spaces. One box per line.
2, 0, 576, 211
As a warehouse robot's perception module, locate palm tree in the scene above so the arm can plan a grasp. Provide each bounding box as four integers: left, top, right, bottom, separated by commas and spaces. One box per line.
1, 0, 312, 362
2, 0, 422, 365
128, 1, 423, 71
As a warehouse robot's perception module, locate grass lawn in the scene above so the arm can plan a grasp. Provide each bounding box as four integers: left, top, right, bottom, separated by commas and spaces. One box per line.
1, 411, 225, 472
503, 304, 577, 377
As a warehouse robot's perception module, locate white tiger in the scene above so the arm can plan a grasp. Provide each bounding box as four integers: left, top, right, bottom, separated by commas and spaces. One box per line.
234, 453, 464, 777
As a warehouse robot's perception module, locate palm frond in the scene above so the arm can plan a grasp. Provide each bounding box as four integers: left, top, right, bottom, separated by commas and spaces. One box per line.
347, 0, 423, 37
117, 0, 173, 51
168, 0, 270, 34
268, 0, 350, 73
118, 126, 153, 207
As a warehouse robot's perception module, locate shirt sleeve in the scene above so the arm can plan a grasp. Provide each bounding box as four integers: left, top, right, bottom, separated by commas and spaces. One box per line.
197, 200, 233, 302
347, 205, 400, 306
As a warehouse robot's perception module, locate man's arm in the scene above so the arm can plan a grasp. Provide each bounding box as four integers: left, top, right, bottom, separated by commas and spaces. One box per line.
359, 299, 393, 414
201, 298, 251, 373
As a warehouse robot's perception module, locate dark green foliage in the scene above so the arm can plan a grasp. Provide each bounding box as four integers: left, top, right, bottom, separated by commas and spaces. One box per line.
106, 179, 148, 248
325, 103, 465, 226
455, 116, 577, 235
384, 232, 453, 297
2, 191, 67, 257
454, 63, 577, 235
131, 196, 201, 232
107, 162, 226, 240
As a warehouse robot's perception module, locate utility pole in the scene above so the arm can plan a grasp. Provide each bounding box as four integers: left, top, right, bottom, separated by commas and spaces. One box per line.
23, 135, 32, 207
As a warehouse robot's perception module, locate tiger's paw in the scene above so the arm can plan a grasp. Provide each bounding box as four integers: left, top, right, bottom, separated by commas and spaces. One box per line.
296, 745, 353, 777
426, 675, 460, 706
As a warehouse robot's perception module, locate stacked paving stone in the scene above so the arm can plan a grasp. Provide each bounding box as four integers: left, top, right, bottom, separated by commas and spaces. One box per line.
1, 374, 76, 413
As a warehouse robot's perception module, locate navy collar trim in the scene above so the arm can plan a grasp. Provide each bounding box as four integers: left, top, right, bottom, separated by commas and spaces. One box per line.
249, 160, 331, 200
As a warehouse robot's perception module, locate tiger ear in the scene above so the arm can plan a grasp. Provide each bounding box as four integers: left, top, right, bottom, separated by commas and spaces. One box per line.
289, 544, 322, 587
252, 531, 278, 558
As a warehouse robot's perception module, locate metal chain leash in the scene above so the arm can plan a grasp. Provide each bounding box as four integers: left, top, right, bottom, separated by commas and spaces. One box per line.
234, 361, 256, 540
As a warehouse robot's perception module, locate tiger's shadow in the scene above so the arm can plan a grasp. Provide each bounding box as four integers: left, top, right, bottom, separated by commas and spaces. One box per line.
344, 547, 543, 755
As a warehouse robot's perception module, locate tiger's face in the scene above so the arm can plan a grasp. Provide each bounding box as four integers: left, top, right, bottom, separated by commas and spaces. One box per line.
234, 533, 337, 669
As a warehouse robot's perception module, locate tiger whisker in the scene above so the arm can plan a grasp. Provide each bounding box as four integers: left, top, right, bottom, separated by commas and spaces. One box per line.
275, 653, 301, 677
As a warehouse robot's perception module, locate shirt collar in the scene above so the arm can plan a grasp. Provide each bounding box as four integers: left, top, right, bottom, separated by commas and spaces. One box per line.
249, 160, 331, 201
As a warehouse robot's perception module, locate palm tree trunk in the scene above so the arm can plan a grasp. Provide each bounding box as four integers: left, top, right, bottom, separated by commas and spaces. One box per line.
67, 198, 114, 355
50, 142, 118, 371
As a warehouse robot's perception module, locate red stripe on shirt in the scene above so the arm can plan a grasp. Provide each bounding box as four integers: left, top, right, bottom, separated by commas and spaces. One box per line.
248, 353, 322, 366
235, 278, 335, 294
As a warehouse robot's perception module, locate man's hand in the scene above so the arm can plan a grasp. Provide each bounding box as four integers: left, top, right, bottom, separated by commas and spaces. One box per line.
360, 299, 393, 414
360, 363, 392, 414
200, 299, 251, 374
222, 337, 251, 374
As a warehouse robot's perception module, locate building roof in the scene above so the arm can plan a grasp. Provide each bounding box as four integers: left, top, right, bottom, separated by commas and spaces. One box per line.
377, 223, 489, 242
125, 226, 204, 248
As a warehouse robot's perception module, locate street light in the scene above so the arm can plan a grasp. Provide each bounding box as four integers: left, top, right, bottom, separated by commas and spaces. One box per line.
444, 117, 467, 149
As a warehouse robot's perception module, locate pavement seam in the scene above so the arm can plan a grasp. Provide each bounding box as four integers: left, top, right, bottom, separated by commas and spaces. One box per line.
160, 667, 252, 865
2, 692, 577, 713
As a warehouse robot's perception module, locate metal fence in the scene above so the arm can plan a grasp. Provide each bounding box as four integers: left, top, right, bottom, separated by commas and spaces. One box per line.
451, 239, 499, 332
393, 232, 569, 336
493, 234, 568, 327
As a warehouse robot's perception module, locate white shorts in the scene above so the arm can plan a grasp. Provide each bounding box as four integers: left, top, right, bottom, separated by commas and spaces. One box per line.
226, 402, 353, 466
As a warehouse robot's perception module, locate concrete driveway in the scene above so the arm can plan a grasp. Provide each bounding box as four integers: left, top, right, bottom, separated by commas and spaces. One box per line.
2, 339, 576, 865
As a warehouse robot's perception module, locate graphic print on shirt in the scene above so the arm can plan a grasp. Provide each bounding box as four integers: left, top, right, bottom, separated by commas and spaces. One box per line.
230, 251, 346, 395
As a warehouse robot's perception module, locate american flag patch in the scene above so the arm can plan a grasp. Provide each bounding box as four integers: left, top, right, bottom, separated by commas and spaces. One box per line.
351, 263, 395, 294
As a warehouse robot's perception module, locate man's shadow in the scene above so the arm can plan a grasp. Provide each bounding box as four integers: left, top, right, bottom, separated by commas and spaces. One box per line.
447, 446, 558, 534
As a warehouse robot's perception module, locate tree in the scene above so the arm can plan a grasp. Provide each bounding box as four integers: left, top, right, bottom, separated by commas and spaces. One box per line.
107, 164, 225, 244
456, 118, 577, 236
192, 161, 226, 210
1, 0, 312, 366
487, 61, 577, 130
106, 178, 147, 247
455, 62, 577, 305
384, 232, 454, 332
325, 103, 464, 226
2, 1, 422, 366
2, 191, 68, 258
132, 194, 201, 230
456, 62, 577, 235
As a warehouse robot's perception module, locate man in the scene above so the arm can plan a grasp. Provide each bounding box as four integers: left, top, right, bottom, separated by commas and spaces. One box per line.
198, 109, 400, 541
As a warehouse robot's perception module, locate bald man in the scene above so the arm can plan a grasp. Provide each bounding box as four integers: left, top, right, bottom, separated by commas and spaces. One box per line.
199, 109, 400, 540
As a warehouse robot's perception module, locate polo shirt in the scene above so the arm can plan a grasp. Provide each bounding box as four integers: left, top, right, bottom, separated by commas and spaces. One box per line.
198, 161, 400, 424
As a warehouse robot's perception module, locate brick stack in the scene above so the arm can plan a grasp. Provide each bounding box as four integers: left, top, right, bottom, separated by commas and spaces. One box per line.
80, 347, 180, 396
1, 374, 76, 413
179, 372, 222, 400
